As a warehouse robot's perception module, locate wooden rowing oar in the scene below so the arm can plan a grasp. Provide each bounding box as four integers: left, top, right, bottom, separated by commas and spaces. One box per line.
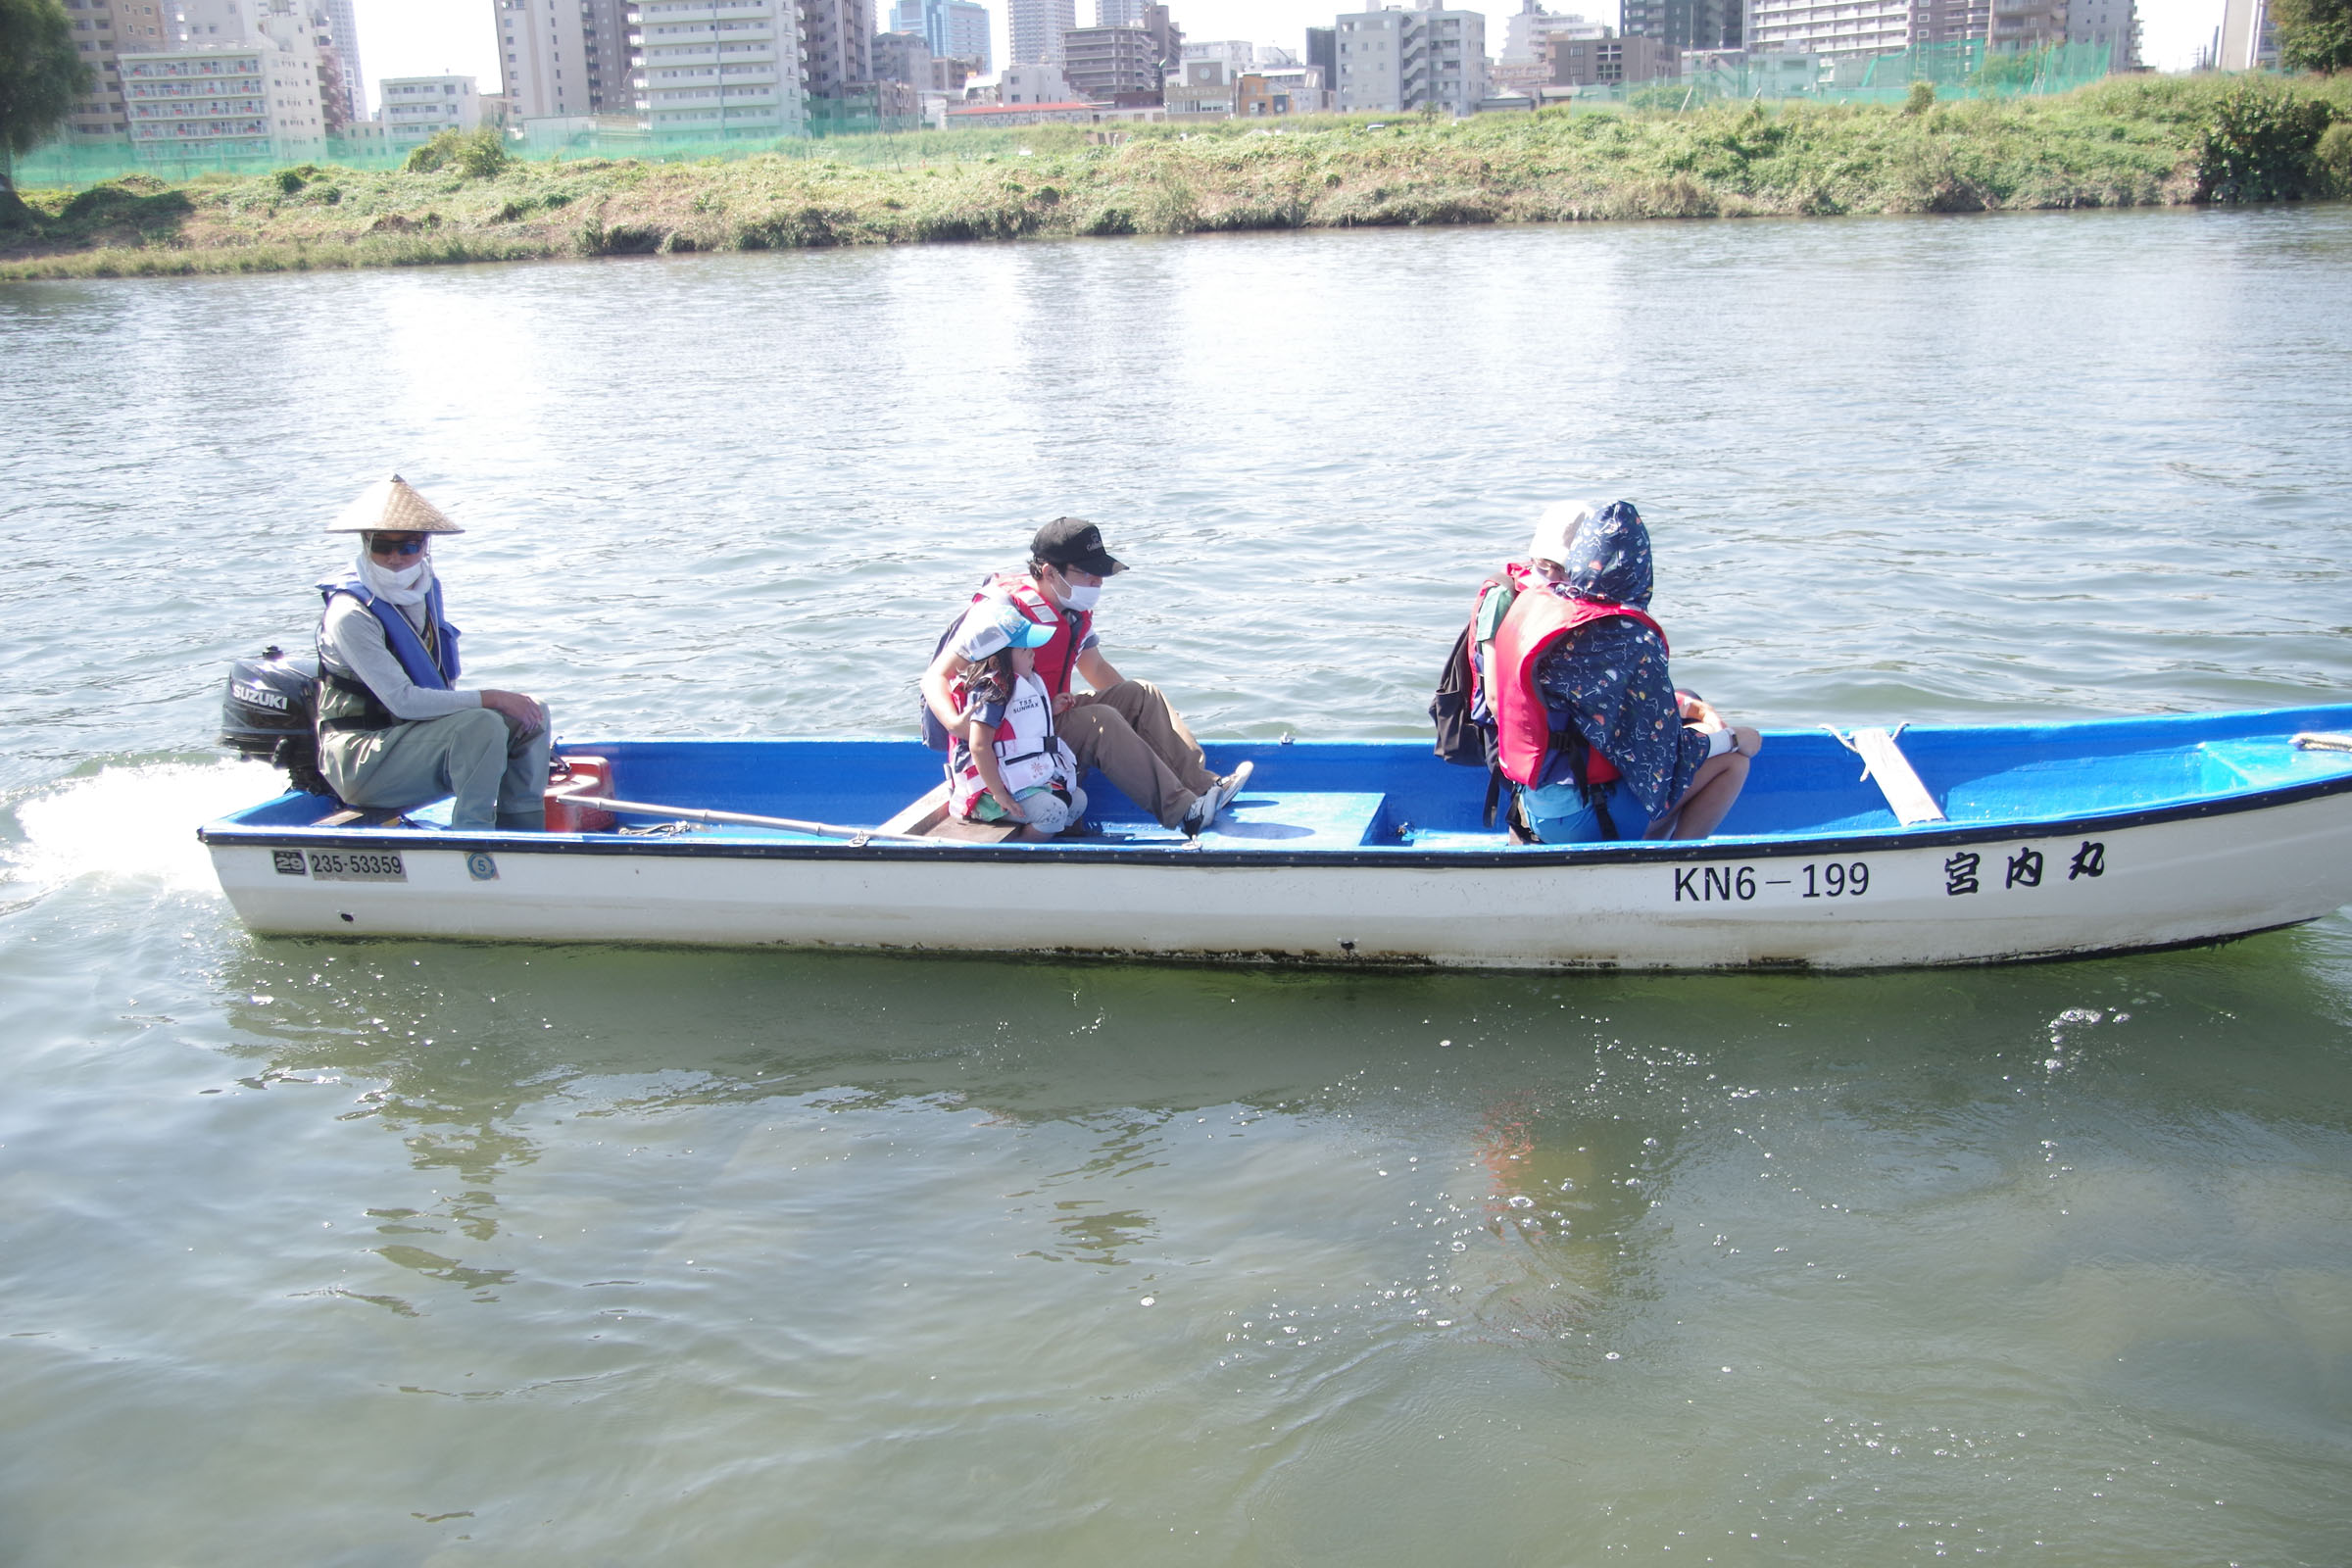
561, 794, 934, 846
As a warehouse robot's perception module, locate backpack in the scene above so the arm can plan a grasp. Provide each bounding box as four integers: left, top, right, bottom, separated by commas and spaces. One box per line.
1429, 623, 1509, 826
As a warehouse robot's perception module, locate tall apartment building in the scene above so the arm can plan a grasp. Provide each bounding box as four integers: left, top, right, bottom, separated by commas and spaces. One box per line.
1620, 0, 1740, 53
1332, 4, 1487, 117
633, 0, 808, 136
2217, 0, 2276, 68
1060, 22, 1160, 98
312, 0, 363, 119
1986, 0, 2067, 49
802, 0, 875, 98
888, 0, 990, 69
305, 10, 355, 130
496, 0, 633, 119
380, 74, 481, 144
1743, 0, 1912, 58
57, 0, 179, 147
2067, 0, 2138, 70
1909, 0, 1991, 43
1096, 0, 1145, 22
120, 5, 325, 164
1009, 0, 1077, 64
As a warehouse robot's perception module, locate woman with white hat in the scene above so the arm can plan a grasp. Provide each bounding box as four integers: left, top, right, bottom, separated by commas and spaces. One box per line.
313, 475, 553, 830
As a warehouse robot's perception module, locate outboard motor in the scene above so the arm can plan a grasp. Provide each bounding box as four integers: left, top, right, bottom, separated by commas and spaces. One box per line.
221, 645, 333, 798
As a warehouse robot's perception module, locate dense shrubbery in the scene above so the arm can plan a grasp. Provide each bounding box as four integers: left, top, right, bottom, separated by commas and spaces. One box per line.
2272, 0, 2352, 74
402, 127, 510, 179
4, 74, 2348, 278
2194, 80, 2340, 200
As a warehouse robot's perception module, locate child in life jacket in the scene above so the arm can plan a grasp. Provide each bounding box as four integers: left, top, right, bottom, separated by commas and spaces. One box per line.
947, 614, 1088, 839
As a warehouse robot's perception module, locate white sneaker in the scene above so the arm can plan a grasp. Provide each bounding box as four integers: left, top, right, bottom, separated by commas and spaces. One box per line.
1182, 761, 1254, 836
1214, 760, 1253, 816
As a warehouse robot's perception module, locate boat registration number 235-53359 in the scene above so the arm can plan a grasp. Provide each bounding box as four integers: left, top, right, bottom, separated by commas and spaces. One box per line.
274, 848, 407, 882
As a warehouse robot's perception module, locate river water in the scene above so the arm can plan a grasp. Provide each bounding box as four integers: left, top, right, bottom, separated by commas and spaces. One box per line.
4, 207, 2350, 1564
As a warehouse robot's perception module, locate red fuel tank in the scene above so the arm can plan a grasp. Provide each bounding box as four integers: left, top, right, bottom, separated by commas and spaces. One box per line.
545, 755, 617, 833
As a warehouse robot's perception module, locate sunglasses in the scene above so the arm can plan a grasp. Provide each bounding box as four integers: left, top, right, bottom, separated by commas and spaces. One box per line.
368, 535, 430, 558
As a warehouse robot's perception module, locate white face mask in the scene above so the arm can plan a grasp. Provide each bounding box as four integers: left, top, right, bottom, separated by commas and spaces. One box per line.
1055, 577, 1102, 612
356, 546, 433, 607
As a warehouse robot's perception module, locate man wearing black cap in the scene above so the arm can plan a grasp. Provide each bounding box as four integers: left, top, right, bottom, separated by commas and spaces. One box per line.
920, 516, 1250, 836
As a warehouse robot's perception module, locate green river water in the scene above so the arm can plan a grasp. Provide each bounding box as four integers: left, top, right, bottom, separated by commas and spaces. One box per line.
2, 208, 2348, 1564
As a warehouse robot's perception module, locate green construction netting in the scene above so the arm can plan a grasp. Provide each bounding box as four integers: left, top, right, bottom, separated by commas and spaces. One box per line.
9, 44, 2134, 190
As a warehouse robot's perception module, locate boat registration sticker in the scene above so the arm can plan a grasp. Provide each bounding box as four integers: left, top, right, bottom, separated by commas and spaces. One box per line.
303, 849, 407, 883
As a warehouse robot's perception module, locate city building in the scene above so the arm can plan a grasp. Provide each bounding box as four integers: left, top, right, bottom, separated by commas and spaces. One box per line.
1236, 65, 1328, 114
2215, 0, 2277, 66
498, 0, 632, 119
998, 61, 1078, 100
379, 74, 481, 145
945, 98, 1100, 124
1304, 24, 1337, 87
1009, 0, 1077, 63
1901, 0, 1987, 44
1500, 1, 1607, 60
1331, 4, 1488, 117
872, 27, 934, 82
120, 12, 325, 165
1163, 57, 1238, 116
1681, 45, 1821, 93
802, 0, 875, 101
1493, 5, 1606, 93
890, 0, 991, 71
1619, 0, 1739, 55
1137, 3, 1182, 73
1061, 23, 1162, 100
1096, 0, 1145, 22
1184, 37, 1257, 73
2067, 0, 2137, 67
1986, 0, 2067, 50
1743, 0, 1911, 59
57, 0, 275, 149
633, 0, 808, 137
312, 0, 363, 119
304, 10, 354, 132
1544, 31, 1675, 82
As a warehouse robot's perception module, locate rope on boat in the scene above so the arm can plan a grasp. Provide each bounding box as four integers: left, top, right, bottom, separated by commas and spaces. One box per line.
2292, 732, 2352, 754
562, 794, 935, 846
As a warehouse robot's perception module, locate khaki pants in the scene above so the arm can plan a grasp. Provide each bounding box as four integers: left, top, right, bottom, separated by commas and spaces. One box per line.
1060, 680, 1218, 829
320, 704, 552, 830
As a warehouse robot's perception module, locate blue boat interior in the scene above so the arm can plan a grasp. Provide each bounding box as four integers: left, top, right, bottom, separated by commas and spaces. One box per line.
212, 706, 2352, 851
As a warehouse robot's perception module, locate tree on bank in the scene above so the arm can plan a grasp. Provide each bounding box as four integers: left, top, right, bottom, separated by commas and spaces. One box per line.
0, 0, 92, 216
2272, 0, 2352, 73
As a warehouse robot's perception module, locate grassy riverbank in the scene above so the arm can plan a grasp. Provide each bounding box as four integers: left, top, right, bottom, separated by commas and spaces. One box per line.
5, 74, 2348, 281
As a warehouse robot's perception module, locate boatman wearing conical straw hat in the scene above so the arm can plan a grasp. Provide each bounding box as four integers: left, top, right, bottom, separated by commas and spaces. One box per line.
312, 475, 553, 830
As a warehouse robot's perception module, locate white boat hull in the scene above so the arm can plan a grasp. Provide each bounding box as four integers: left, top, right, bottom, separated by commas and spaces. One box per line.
205, 785, 2352, 970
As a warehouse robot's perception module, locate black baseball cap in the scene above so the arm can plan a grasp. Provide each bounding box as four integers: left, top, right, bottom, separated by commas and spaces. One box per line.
1031, 516, 1128, 576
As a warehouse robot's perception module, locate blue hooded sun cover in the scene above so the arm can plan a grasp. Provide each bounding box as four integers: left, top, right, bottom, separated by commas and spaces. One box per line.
1531, 501, 1711, 819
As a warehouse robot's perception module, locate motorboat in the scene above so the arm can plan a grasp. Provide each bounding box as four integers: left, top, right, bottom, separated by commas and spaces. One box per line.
198, 704, 2352, 971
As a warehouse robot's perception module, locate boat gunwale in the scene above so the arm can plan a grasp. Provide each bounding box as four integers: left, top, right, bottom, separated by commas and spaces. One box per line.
197, 762, 2352, 871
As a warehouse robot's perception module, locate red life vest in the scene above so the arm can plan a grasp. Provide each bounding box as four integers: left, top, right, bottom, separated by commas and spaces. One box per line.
976, 571, 1092, 697
1487, 585, 1668, 789
1465, 560, 1543, 721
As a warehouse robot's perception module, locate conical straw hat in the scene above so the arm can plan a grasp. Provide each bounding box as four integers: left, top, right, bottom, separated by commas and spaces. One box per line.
324, 473, 465, 534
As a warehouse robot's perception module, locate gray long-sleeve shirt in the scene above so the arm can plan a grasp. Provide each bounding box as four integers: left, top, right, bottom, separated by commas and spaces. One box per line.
318, 594, 483, 722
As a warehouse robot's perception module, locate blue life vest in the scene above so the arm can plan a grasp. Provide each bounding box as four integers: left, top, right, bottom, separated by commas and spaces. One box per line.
315, 574, 462, 734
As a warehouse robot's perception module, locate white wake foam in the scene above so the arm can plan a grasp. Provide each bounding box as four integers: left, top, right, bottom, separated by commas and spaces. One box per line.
9, 760, 282, 897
